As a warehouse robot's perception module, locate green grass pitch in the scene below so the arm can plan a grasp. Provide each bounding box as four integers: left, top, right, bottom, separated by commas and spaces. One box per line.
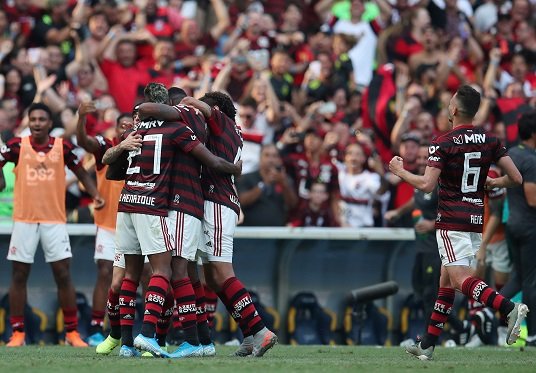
0, 345, 535, 372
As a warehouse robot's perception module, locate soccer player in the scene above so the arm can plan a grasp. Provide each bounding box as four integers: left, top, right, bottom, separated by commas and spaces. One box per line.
103, 84, 241, 358
137, 95, 241, 358
75, 102, 131, 346
197, 92, 277, 357
0, 103, 105, 347
389, 85, 528, 360
139, 91, 278, 357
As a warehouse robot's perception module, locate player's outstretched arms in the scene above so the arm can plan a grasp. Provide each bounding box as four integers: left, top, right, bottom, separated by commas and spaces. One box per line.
74, 166, 106, 210
138, 102, 178, 121
191, 144, 242, 176
75, 102, 100, 154
180, 97, 212, 119
389, 156, 441, 193
486, 156, 523, 189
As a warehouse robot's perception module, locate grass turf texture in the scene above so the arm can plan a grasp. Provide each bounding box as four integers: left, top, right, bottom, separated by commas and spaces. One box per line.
1, 345, 535, 372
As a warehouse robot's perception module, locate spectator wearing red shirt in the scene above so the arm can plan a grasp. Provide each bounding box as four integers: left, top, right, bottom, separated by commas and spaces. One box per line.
290, 182, 338, 227
3, 0, 42, 41
390, 7, 430, 63
98, 38, 146, 113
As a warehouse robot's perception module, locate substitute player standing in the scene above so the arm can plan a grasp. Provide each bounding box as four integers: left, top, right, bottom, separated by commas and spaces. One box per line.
389, 85, 528, 360
0, 103, 104, 347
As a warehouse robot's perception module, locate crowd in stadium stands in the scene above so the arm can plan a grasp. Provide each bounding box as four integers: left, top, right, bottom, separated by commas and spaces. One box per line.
0, 0, 535, 229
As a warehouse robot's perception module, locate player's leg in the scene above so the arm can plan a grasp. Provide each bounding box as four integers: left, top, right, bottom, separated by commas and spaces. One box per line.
168, 211, 204, 358
133, 213, 173, 357
6, 222, 39, 346
89, 228, 115, 346
96, 254, 125, 354
43, 223, 86, 347
202, 202, 277, 357
518, 230, 536, 345
187, 261, 214, 353
443, 231, 528, 345
406, 265, 453, 360
115, 212, 144, 357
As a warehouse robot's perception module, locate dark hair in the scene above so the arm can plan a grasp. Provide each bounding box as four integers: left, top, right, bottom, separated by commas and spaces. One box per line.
28, 102, 52, 119
168, 87, 187, 105
518, 110, 536, 141
117, 112, 131, 124
455, 85, 481, 119
117, 39, 136, 48
144, 82, 169, 104
239, 96, 258, 110
200, 91, 236, 120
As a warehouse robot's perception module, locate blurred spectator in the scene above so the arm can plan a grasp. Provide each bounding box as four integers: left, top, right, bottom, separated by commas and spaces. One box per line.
337, 143, 385, 227
237, 144, 298, 226
289, 182, 338, 227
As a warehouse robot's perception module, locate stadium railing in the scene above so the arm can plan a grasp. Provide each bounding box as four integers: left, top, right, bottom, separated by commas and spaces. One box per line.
0, 224, 415, 344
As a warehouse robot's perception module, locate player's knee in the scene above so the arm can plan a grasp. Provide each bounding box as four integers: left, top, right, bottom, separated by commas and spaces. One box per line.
152, 266, 172, 280
11, 269, 29, 285
53, 267, 72, 288
98, 260, 114, 279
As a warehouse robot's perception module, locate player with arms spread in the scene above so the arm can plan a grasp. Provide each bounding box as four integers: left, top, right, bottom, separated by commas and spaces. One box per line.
389, 85, 528, 360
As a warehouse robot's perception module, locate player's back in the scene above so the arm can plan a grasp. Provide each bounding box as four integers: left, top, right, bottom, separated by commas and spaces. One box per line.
118, 118, 181, 216
169, 104, 207, 220
428, 124, 507, 233
202, 108, 243, 215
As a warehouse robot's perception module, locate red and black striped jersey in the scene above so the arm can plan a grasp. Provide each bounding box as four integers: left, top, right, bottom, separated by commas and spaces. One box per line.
201, 108, 243, 216
427, 124, 507, 233
118, 119, 201, 216
169, 104, 207, 220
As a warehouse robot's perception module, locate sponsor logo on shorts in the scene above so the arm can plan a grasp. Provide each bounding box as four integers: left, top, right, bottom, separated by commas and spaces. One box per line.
10, 246, 16, 255
97, 244, 103, 253
120, 193, 156, 206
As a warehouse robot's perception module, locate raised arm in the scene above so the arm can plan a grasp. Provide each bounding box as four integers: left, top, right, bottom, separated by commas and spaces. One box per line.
389, 156, 441, 193
138, 102, 179, 121
75, 102, 100, 154
180, 97, 212, 119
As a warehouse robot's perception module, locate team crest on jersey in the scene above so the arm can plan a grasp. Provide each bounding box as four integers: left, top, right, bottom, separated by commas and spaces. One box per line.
173, 194, 180, 204
436, 213, 442, 222
209, 185, 215, 194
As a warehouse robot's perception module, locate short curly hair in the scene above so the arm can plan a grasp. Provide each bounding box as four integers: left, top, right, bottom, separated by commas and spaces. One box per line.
144, 82, 169, 104
200, 91, 236, 121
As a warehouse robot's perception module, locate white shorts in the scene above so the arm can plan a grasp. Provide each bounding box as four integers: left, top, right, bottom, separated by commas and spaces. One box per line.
486, 240, 512, 273
169, 211, 202, 261
436, 229, 481, 266
95, 227, 116, 262
7, 222, 72, 264
113, 251, 149, 269
115, 212, 174, 256
199, 201, 237, 263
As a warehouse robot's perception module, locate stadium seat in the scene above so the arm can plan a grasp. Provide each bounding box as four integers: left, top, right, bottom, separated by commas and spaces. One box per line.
399, 293, 426, 343
287, 292, 336, 345
0, 294, 47, 345
344, 300, 391, 346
